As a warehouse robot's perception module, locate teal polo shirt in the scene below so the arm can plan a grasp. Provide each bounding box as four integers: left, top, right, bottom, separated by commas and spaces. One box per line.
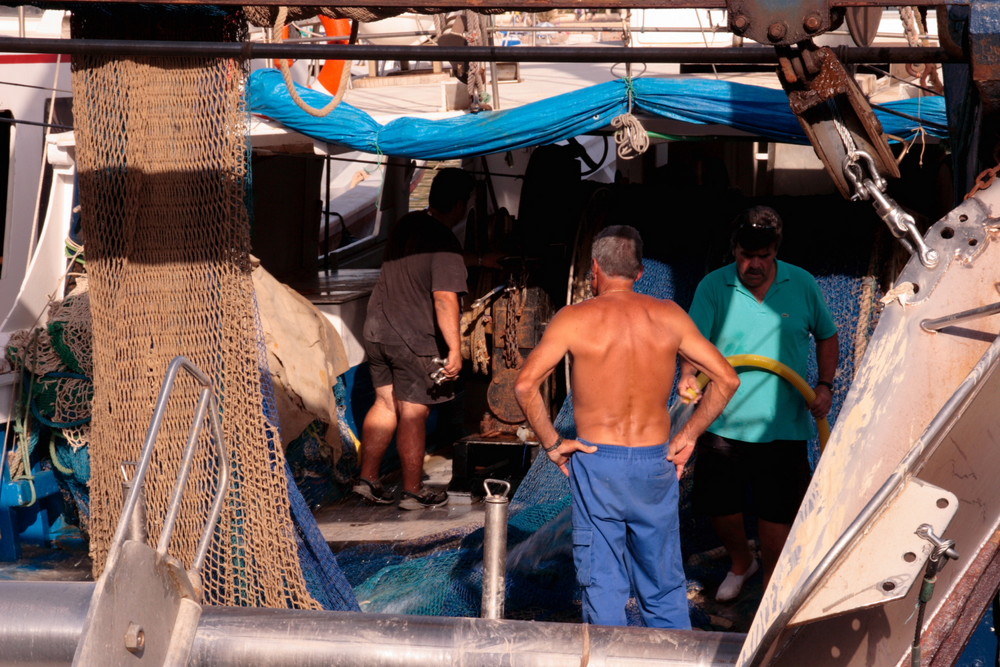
688, 260, 837, 443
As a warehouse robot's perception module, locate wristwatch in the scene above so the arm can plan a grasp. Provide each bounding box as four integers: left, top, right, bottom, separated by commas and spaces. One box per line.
543, 437, 563, 453
816, 380, 834, 391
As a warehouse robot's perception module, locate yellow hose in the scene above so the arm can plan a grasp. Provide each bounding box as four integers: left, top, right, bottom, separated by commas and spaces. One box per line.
696, 353, 831, 450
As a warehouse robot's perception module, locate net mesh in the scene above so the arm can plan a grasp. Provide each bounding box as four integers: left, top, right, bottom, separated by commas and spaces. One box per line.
68, 6, 322, 609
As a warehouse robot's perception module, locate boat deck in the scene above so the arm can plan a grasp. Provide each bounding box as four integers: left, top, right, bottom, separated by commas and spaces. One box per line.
316, 453, 487, 549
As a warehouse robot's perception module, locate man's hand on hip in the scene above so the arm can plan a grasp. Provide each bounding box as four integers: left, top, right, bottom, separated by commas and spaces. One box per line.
547, 438, 598, 477
668, 434, 696, 479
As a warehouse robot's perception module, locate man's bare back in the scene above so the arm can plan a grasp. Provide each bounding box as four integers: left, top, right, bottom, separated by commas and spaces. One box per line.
565, 291, 683, 446
513, 225, 740, 629
516, 270, 738, 478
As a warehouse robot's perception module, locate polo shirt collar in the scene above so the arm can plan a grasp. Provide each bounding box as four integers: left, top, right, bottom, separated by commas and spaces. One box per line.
725, 259, 789, 298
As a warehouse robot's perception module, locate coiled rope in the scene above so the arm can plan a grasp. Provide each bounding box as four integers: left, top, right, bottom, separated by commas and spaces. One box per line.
611, 77, 649, 159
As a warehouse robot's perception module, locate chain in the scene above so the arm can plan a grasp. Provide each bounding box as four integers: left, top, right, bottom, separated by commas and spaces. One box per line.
502, 285, 525, 370
965, 163, 1000, 201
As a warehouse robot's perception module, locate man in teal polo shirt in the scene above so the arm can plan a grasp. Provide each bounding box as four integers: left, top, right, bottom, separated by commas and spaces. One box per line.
678, 205, 838, 602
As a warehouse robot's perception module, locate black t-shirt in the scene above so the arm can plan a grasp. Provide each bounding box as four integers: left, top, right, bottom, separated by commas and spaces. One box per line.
364, 210, 468, 356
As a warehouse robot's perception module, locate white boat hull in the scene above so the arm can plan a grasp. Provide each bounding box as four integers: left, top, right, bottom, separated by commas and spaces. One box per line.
743, 182, 1000, 665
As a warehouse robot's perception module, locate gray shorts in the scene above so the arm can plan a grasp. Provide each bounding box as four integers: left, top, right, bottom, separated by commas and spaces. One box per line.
364, 338, 456, 405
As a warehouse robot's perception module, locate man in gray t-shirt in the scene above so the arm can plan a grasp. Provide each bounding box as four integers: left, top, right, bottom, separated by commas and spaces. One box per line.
354, 168, 474, 510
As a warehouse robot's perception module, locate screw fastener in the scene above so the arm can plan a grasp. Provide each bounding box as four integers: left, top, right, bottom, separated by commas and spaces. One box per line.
124, 622, 145, 655
768, 22, 787, 41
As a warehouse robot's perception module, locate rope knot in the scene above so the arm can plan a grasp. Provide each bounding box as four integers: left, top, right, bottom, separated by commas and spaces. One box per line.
610, 77, 648, 160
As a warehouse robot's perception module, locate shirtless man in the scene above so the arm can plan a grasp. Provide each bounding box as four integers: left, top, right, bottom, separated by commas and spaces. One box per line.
515, 225, 739, 628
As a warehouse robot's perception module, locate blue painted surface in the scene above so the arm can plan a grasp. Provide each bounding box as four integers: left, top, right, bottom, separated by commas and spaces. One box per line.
0, 464, 65, 562
959, 603, 999, 666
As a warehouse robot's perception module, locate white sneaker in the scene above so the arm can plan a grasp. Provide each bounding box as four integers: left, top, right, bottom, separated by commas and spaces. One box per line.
716, 559, 759, 602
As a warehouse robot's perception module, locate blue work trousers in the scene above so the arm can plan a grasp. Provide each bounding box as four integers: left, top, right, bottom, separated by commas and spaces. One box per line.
569, 440, 690, 629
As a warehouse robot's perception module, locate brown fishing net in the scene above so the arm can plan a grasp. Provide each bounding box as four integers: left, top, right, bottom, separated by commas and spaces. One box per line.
70, 7, 320, 609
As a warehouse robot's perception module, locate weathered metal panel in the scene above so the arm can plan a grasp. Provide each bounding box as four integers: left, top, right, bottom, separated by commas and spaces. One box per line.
740, 180, 1000, 667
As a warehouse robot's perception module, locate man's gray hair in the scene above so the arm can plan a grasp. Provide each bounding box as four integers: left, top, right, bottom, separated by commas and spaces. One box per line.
592, 225, 643, 279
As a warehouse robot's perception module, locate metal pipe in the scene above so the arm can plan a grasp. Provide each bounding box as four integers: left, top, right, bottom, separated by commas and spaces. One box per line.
0, 581, 745, 666
921, 300, 1000, 333
0, 582, 93, 667
120, 463, 147, 543
0, 37, 956, 64
481, 479, 510, 619
192, 608, 746, 666
486, 14, 502, 111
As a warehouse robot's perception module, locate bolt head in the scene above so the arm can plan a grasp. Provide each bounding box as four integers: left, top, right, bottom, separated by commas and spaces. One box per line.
804, 14, 822, 32
732, 14, 748, 32
124, 622, 145, 655
768, 22, 787, 41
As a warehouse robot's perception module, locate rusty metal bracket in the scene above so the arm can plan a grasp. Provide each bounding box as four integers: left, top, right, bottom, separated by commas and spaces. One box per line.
777, 43, 900, 199
728, 0, 843, 46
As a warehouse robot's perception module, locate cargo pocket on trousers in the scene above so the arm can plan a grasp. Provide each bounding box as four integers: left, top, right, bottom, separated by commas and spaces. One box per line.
573, 527, 593, 587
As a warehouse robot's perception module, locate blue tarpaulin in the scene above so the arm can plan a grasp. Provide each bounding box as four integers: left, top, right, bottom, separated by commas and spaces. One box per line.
248, 68, 948, 160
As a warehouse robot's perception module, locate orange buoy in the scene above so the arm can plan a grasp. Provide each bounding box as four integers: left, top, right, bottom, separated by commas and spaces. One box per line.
277, 18, 353, 96
316, 17, 352, 96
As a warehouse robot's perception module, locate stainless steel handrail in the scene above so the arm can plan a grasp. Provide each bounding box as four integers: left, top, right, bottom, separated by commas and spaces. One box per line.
105, 356, 229, 577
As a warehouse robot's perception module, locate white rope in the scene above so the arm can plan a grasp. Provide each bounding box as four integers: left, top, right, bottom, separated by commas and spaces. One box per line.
612, 78, 650, 159
274, 7, 352, 118
611, 113, 649, 160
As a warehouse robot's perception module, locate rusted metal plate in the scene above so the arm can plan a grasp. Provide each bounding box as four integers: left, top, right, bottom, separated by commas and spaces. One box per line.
728, 0, 840, 46
777, 45, 899, 198
485, 287, 551, 427
971, 0, 1000, 115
